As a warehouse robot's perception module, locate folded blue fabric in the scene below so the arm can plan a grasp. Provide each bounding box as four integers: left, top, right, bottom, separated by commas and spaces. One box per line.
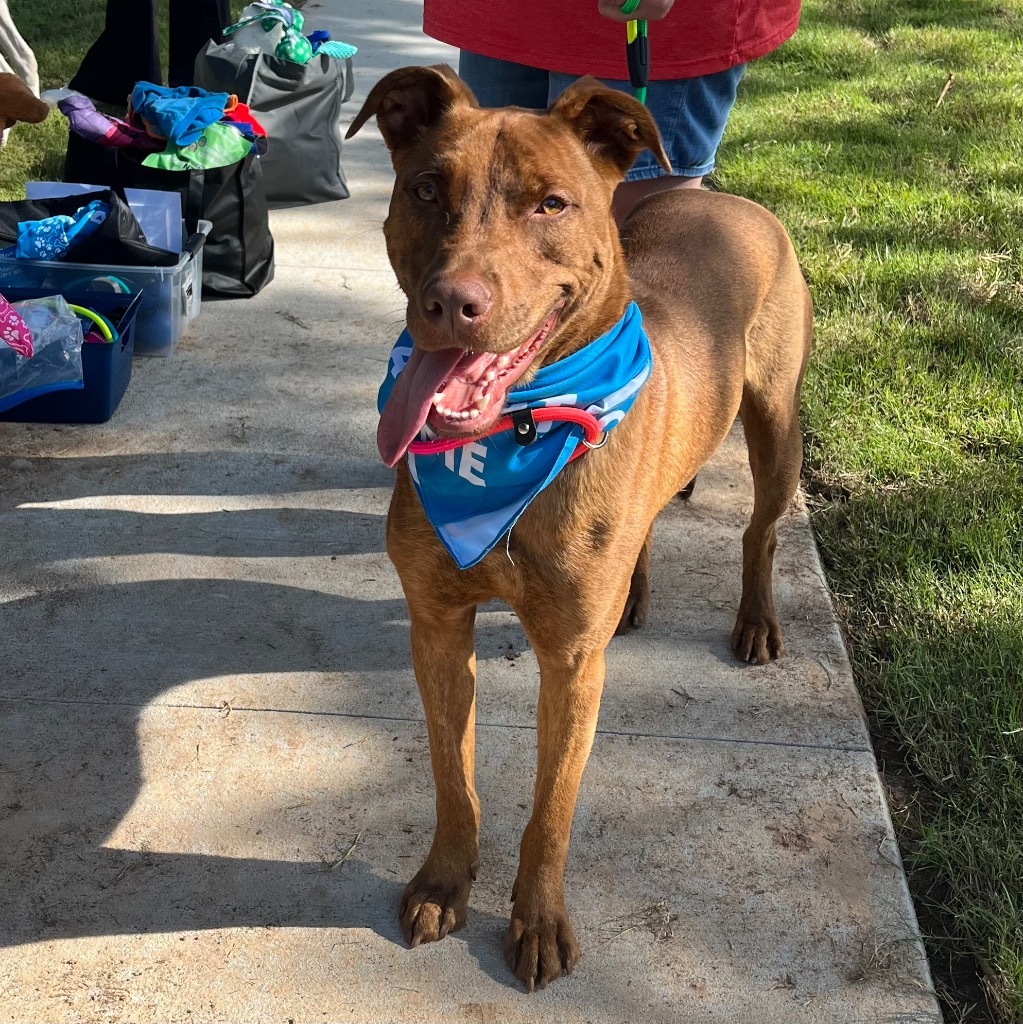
130, 82, 230, 148
16, 200, 110, 261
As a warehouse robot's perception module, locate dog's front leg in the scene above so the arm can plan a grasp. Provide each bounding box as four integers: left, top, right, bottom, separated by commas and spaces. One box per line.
504, 641, 606, 991
400, 604, 480, 947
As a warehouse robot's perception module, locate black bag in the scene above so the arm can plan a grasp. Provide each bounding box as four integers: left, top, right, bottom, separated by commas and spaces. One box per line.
194, 44, 353, 208
0, 190, 179, 268
64, 132, 275, 298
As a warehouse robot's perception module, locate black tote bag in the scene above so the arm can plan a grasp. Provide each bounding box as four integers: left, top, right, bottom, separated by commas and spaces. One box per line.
194, 44, 353, 208
64, 132, 275, 298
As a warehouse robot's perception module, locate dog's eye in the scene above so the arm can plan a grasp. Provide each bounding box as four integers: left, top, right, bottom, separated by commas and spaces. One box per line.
412, 181, 438, 203
537, 196, 566, 216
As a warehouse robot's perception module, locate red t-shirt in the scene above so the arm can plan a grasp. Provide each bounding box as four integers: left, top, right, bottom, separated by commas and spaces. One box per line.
423, 0, 801, 81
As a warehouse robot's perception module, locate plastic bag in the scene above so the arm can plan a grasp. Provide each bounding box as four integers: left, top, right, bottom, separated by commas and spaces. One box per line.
0, 295, 84, 413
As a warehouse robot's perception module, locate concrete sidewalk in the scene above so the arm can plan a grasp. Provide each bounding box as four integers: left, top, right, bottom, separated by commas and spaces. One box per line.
0, 3, 941, 1021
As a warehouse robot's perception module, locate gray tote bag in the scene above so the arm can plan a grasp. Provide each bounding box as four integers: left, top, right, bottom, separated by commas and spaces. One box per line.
195, 43, 354, 208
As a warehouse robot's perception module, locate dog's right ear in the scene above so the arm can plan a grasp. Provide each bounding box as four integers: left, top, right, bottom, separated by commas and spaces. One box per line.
345, 65, 477, 160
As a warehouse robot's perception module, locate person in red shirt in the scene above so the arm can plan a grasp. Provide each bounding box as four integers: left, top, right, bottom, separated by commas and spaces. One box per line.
423, 0, 801, 221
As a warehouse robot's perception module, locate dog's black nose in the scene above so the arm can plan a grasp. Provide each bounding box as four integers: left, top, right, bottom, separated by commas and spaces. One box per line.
422, 275, 493, 332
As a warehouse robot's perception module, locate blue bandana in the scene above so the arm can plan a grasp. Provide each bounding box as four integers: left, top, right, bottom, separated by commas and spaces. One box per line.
378, 302, 652, 569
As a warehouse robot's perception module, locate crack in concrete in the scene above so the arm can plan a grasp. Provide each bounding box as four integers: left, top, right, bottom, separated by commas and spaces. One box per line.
0, 695, 871, 754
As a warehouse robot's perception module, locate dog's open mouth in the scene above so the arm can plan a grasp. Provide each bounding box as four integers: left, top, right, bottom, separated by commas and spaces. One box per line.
377, 305, 563, 467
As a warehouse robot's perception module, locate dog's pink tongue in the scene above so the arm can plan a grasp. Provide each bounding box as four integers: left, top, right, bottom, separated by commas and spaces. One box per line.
377, 346, 465, 467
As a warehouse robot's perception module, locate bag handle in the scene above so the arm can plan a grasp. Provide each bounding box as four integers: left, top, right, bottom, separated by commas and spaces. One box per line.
184, 167, 207, 231
341, 57, 355, 103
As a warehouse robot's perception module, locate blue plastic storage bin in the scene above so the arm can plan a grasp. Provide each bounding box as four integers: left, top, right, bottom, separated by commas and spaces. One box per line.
0, 220, 210, 357
0, 289, 142, 423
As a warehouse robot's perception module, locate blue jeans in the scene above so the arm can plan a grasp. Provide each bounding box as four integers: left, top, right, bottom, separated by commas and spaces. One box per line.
458, 50, 745, 181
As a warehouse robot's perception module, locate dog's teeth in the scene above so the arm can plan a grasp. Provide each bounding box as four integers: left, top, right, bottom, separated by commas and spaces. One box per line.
484, 370, 497, 382
469, 409, 480, 419
458, 411, 470, 420
433, 392, 445, 403
475, 394, 491, 411
497, 354, 510, 368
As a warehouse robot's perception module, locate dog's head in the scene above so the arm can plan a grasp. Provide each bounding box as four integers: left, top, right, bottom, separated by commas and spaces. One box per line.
347, 65, 668, 467
0, 74, 48, 136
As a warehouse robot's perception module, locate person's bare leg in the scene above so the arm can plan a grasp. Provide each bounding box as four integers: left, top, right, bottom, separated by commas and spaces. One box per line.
613, 174, 703, 226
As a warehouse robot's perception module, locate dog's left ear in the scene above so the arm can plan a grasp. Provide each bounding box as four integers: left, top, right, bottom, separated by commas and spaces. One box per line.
346, 65, 477, 161
549, 78, 670, 181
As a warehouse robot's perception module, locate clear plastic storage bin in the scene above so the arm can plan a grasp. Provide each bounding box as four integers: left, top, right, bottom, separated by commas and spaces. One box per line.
0, 220, 211, 357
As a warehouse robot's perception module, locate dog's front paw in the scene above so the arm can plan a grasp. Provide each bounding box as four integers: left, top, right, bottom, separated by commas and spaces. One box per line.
504, 892, 580, 992
731, 611, 786, 664
400, 868, 472, 947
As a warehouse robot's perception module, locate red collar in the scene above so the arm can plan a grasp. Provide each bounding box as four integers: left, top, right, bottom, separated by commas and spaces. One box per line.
407, 406, 607, 463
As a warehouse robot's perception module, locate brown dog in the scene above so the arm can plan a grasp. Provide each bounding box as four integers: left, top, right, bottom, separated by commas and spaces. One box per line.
348, 65, 812, 991
0, 72, 46, 140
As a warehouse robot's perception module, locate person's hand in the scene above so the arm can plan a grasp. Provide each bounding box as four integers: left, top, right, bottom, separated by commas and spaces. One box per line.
597, 0, 675, 22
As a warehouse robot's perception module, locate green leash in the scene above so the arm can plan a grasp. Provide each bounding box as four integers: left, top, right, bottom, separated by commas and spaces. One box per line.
620, 0, 648, 104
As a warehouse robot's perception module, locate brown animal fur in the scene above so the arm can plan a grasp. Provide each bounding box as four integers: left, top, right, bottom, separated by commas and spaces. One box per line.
347, 65, 813, 991
0, 72, 46, 135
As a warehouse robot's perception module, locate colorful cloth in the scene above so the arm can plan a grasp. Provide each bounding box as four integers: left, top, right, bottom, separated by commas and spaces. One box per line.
306, 31, 356, 59
0, 292, 33, 358
58, 93, 164, 151
15, 200, 110, 261
317, 40, 357, 60
129, 81, 231, 147
239, 0, 298, 29
224, 1, 313, 64
276, 29, 313, 64
222, 101, 266, 137
142, 120, 253, 171
0, 295, 84, 412
377, 302, 652, 569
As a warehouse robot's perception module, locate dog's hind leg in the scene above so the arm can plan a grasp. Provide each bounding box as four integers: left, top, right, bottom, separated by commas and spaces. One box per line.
731, 399, 801, 663
732, 292, 812, 663
615, 526, 651, 634
399, 604, 481, 947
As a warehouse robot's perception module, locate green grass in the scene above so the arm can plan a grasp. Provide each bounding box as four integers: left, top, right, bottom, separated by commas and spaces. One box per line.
716, 1, 1023, 1018
2, 0, 1021, 1018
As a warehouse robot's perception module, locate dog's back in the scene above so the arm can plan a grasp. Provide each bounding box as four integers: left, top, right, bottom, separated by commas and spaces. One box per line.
623, 188, 812, 383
